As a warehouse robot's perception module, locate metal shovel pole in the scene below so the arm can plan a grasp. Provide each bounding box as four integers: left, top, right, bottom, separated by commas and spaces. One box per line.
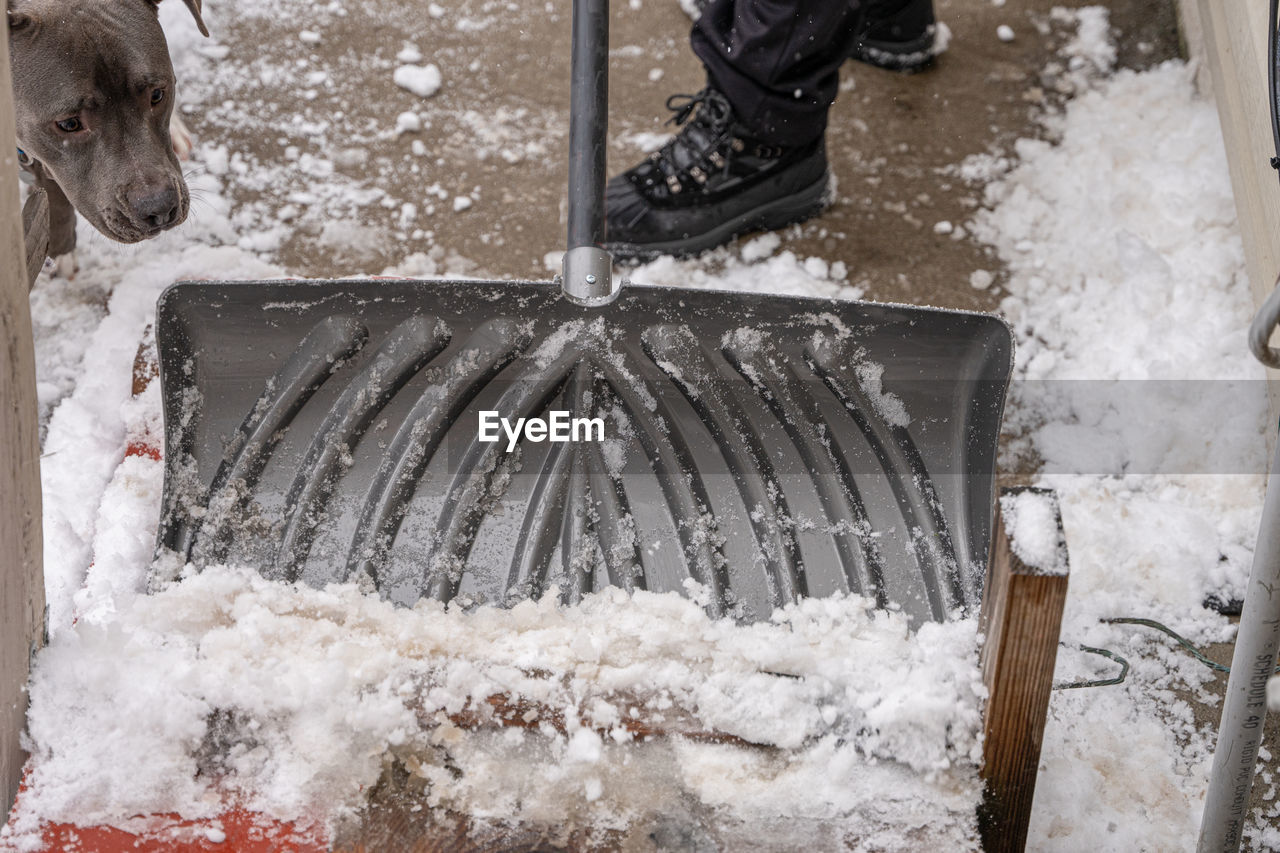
560, 0, 618, 306
1198, 281, 1280, 853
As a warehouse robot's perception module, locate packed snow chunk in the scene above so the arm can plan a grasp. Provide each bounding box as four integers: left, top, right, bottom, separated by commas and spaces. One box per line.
396, 43, 424, 63
999, 491, 1066, 575
298, 29, 321, 45
395, 111, 422, 135
853, 359, 911, 428
933, 22, 953, 56
996, 24, 1015, 42
202, 144, 230, 177
969, 269, 994, 290
394, 63, 442, 98
1052, 5, 1116, 76
453, 195, 473, 212
802, 256, 829, 279
621, 131, 673, 153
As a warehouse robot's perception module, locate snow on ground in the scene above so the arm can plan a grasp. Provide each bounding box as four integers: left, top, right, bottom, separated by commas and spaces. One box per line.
6, 4, 1279, 852
965, 54, 1272, 848
10, 573, 985, 849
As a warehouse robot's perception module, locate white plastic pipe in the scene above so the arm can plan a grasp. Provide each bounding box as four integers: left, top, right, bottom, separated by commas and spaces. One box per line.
1198, 433, 1280, 852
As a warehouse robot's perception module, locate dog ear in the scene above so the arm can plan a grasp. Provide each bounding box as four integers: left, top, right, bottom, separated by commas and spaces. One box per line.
151, 0, 209, 38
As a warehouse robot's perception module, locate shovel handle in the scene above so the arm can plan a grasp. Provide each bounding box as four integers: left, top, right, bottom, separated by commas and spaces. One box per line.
562, 0, 617, 305
567, 0, 607, 250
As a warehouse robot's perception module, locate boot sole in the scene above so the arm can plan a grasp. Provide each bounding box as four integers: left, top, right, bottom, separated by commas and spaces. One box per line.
605, 172, 832, 263
849, 28, 938, 73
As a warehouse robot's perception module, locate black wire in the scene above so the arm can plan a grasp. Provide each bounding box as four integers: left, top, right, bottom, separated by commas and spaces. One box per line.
1271, 0, 1280, 175
1054, 645, 1130, 690
1053, 617, 1280, 691
1103, 616, 1234, 673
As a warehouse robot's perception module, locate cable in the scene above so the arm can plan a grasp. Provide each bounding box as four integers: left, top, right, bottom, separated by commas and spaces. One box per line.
1271, 0, 1280, 177
1054, 645, 1129, 690
1051, 617, 1280, 691
1102, 616, 1233, 673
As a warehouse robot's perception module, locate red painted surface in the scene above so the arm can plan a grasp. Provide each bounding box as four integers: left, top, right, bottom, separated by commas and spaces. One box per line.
125, 441, 162, 462
3, 775, 329, 853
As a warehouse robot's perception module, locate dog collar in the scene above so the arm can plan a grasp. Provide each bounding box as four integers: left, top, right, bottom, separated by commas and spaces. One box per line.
16, 148, 35, 185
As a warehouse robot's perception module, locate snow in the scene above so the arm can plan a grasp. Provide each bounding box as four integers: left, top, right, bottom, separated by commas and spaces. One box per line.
962, 17, 1270, 844
11, 569, 984, 849
999, 491, 1066, 575
997, 25, 1015, 43
396, 43, 424, 64
6, 2, 1279, 851
969, 268, 994, 290
395, 110, 422, 134
393, 63, 442, 98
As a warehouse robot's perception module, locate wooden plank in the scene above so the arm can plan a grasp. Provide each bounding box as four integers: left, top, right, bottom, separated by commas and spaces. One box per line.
22, 188, 48, 291
977, 487, 1069, 853
1186, 1, 1280, 311
0, 12, 46, 820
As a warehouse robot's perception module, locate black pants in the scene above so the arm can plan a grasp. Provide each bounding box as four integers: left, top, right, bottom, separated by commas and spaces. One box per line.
691, 0, 864, 146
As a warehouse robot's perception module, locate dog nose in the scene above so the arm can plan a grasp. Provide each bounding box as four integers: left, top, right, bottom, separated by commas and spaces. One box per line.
128, 184, 180, 230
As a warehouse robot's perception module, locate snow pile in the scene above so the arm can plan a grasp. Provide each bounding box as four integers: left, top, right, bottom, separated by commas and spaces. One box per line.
970, 56, 1266, 612
36, 232, 281, 634
9, 569, 984, 849
963, 15, 1270, 849
999, 490, 1065, 575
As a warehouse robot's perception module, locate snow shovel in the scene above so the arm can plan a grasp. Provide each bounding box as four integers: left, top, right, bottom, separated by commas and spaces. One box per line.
152, 0, 1013, 627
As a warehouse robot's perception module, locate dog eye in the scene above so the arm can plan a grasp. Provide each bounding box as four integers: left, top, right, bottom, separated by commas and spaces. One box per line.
150, 88, 165, 105
55, 117, 82, 133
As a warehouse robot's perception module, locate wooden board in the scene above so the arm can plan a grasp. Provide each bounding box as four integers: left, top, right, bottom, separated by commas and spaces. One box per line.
0, 11, 47, 821
977, 488, 1069, 853
22, 189, 48, 291
1181, 2, 1280, 318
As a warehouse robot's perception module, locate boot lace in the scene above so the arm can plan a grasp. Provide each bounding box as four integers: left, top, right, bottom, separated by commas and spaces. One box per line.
649, 88, 738, 193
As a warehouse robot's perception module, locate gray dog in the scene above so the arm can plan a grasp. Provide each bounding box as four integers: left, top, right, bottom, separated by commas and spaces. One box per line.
7, 0, 208, 260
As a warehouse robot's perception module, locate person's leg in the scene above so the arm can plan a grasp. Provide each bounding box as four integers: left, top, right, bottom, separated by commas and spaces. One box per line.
604, 1, 847, 259
851, 0, 940, 73
603, 0, 938, 260
691, 0, 862, 147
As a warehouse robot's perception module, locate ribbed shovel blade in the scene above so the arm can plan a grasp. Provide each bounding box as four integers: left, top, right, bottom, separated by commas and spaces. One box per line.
154, 279, 1012, 625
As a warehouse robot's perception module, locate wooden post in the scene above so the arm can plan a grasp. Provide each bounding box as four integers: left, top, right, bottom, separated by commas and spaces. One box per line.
1180, 1, 1279, 312
1178, 2, 1280, 407
1, 10, 47, 819
978, 487, 1069, 853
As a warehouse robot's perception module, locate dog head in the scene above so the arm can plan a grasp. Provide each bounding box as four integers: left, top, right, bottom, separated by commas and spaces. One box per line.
7, 0, 207, 243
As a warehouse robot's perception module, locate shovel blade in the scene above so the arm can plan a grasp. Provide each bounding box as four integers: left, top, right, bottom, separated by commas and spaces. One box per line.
155, 279, 1011, 625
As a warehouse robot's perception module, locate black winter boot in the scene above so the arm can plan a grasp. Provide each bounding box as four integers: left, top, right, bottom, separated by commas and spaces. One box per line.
850, 0, 939, 72
604, 89, 830, 260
